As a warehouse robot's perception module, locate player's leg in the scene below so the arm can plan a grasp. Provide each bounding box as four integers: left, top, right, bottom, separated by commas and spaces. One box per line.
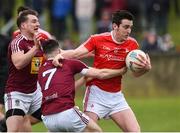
83, 85, 108, 122
6, 109, 30, 132
108, 91, 140, 132
0, 111, 42, 132
22, 115, 32, 131
71, 106, 102, 132
20, 109, 42, 132
84, 111, 99, 122
72, 107, 102, 132
83, 117, 102, 132
110, 108, 140, 132
4, 92, 33, 132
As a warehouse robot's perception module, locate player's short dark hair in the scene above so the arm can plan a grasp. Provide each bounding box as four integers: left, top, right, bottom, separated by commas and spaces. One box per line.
17, 6, 31, 15
41, 39, 60, 54
16, 9, 38, 28
112, 10, 134, 26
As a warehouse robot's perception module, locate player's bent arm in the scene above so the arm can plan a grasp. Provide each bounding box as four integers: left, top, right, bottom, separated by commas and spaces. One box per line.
83, 67, 127, 79
11, 46, 38, 69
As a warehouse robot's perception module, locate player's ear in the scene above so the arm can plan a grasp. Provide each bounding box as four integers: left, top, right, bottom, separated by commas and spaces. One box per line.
21, 23, 26, 29
112, 23, 118, 30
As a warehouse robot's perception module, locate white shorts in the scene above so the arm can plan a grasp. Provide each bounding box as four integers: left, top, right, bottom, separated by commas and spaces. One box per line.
42, 107, 89, 132
4, 88, 42, 114
83, 85, 130, 119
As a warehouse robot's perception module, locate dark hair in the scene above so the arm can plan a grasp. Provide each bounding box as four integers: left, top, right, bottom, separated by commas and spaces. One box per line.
41, 39, 60, 54
112, 10, 134, 26
16, 9, 38, 28
17, 6, 31, 15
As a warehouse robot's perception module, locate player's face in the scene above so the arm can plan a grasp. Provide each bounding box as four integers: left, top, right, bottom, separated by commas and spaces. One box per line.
114, 19, 133, 42
24, 14, 40, 35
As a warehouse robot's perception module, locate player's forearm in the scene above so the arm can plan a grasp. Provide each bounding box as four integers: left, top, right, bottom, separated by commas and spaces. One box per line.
98, 68, 127, 79
85, 67, 127, 79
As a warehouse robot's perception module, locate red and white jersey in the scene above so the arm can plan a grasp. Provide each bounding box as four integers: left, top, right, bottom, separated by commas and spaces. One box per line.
38, 59, 88, 115
83, 31, 139, 92
12, 28, 52, 39
6, 34, 44, 94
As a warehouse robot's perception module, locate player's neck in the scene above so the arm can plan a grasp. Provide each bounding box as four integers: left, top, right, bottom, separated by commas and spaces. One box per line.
21, 31, 34, 40
112, 31, 124, 44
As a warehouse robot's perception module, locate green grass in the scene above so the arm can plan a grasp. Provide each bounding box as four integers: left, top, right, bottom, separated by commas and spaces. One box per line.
32, 96, 180, 132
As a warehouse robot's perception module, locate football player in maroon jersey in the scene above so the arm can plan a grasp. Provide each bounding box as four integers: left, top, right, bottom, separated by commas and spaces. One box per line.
38, 39, 127, 132
5, 10, 44, 132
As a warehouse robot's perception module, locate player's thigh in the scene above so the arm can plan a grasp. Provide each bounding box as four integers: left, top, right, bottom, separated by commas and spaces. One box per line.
110, 108, 140, 132
83, 118, 102, 132
4, 92, 32, 114
6, 114, 24, 131
84, 111, 98, 122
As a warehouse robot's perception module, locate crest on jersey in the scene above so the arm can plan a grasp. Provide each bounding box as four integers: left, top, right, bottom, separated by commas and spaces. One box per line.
15, 99, 20, 106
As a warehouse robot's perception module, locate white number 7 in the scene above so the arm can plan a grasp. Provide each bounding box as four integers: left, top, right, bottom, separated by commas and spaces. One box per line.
43, 68, 57, 90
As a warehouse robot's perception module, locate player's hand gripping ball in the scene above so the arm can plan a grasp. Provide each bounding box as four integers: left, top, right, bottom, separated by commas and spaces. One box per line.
126, 49, 147, 72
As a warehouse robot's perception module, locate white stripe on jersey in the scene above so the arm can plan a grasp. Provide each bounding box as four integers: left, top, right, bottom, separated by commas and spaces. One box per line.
11, 35, 24, 54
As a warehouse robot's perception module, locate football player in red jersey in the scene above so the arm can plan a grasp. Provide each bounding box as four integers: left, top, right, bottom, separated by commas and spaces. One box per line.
4, 10, 44, 132
38, 39, 127, 132
53, 10, 151, 132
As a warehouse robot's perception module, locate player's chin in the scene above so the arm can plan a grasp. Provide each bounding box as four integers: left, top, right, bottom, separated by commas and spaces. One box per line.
31, 31, 37, 35
123, 35, 129, 40
34, 29, 39, 33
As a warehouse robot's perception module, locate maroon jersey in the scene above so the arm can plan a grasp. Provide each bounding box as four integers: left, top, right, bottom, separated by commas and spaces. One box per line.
6, 34, 44, 93
38, 59, 88, 115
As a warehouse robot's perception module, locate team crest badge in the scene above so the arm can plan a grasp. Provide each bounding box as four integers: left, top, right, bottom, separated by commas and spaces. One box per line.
15, 99, 20, 106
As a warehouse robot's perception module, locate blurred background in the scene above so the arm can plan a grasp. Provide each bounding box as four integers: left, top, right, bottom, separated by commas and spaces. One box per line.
0, 0, 180, 132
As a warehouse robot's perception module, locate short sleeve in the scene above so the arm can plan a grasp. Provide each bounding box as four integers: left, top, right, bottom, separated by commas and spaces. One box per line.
83, 35, 96, 52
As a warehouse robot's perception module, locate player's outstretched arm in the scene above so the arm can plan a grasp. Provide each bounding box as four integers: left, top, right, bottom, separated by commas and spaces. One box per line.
84, 67, 127, 79
53, 45, 89, 67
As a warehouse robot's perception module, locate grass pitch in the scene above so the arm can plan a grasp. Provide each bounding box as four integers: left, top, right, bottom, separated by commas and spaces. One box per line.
32, 96, 180, 132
